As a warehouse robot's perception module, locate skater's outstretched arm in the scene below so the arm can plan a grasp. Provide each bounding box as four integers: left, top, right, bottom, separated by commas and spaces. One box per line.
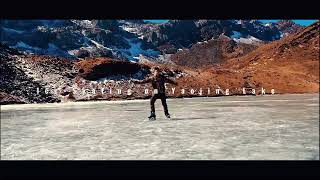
165, 77, 178, 85
130, 77, 153, 84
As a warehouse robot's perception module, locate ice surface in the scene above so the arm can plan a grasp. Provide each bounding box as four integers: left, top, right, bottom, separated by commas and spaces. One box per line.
1, 94, 319, 160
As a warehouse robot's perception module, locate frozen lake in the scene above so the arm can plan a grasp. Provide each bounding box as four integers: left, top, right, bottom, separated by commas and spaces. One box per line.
1, 94, 319, 160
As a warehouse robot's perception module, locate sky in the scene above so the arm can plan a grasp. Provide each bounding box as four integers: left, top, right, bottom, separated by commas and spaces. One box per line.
259, 20, 318, 26
144, 20, 318, 26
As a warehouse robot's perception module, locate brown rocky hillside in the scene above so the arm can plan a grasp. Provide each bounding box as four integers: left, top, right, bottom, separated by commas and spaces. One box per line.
217, 21, 319, 93
170, 35, 258, 68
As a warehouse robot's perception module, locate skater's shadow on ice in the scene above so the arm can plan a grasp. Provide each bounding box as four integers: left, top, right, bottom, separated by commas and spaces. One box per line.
173, 116, 216, 121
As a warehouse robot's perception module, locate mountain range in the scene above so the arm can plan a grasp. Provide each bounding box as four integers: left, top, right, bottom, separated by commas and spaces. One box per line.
0, 20, 318, 104
1, 20, 303, 61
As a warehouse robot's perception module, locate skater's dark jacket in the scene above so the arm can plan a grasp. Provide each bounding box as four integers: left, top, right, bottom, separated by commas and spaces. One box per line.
135, 74, 177, 94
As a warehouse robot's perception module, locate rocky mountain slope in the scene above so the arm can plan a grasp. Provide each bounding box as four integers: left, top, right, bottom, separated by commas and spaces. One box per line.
122, 21, 319, 96
1, 20, 302, 62
123, 20, 303, 53
0, 43, 187, 104
0, 44, 61, 104
0, 20, 159, 61
170, 34, 258, 68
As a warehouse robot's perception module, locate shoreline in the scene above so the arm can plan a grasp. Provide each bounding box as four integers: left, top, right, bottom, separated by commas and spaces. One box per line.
1, 92, 319, 110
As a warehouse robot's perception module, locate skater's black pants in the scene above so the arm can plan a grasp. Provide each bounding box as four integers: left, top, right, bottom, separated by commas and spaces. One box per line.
150, 93, 169, 115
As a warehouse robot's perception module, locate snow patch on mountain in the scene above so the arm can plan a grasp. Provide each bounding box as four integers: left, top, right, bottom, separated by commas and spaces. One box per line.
12, 41, 42, 52
68, 49, 78, 56
228, 30, 262, 44
120, 25, 145, 39
118, 38, 160, 61
233, 35, 262, 44
280, 32, 289, 38
11, 42, 74, 58
2, 27, 25, 34
231, 31, 242, 39
71, 20, 94, 28
235, 20, 242, 24
87, 38, 112, 50
121, 26, 138, 33
264, 23, 272, 27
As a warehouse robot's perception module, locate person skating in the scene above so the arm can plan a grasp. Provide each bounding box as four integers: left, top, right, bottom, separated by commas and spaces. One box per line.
131, 67, 178, 120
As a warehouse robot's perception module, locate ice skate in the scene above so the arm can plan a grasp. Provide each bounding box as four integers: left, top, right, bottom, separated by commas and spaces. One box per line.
148, 112, 156, 121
